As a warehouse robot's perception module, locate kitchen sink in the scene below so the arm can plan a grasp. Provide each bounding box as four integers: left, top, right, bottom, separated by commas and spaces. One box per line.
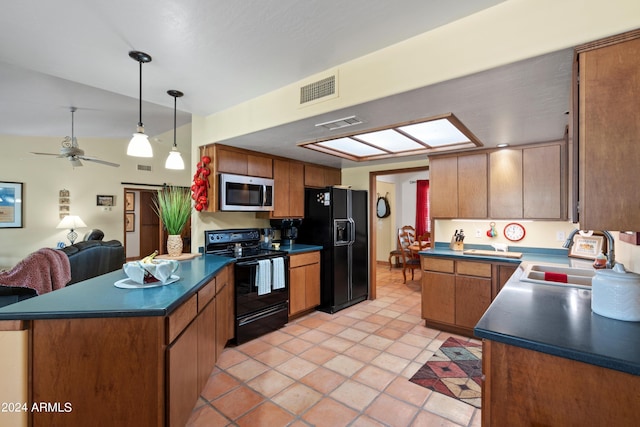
520, 264, 595, 289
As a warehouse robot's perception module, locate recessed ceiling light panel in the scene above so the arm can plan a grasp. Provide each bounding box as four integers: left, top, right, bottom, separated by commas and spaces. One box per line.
300, 113, 482, 162
317, 138, 385, 156
356, 129, 424, 152
399, 119, 470, 147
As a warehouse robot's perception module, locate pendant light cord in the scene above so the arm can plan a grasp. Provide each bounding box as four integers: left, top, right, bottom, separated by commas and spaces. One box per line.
138, 60, 143, 127
173, 94, 177, 148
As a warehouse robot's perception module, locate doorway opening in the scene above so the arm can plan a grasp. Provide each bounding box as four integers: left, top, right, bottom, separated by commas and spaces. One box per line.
123, 187, 191, 261
368, 166, 429, 300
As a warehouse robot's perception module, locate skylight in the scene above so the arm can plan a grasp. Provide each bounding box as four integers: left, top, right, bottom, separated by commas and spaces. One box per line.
300, 113, 482, 162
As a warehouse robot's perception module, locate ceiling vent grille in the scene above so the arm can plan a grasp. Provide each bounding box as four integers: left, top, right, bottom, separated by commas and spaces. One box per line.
315, 115, 363, 131
137, 164, 152, 172
300, 75, 336, 104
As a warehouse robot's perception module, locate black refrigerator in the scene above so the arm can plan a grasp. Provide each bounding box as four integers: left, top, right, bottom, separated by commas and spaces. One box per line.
298, 187, 369, 313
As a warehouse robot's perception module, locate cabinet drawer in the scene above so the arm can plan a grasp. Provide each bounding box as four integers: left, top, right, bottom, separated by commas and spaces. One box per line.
167, 294, 198, 344
421, 257, 454, 273
289, 251, 320, 268
456, 261, 492, 278
216, 265, 230, 290
197, 278, 216, 312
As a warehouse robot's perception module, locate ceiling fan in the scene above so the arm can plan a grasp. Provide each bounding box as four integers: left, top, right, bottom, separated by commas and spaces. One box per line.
31, 107, 120, 167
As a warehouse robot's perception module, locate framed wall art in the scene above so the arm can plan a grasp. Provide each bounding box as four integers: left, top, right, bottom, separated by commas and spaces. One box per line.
125, 213, 135, 232
125, 192, 135, 211
97, 195, 114, 207
568, 234, 604, 260
0, 181, 23, 228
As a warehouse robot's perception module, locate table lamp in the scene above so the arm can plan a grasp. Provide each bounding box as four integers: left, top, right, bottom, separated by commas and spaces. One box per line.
57, 215, 87, 245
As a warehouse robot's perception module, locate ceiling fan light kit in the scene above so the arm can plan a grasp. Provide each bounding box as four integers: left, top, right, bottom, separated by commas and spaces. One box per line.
31, 107, 120, 167
165, 89, 185, 170
127, 50, 153, 158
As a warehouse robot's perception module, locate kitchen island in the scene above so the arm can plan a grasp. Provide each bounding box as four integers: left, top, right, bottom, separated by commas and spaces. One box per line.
419, 243, 572, 336
475, 262, 640, 426
0, 254, 235, 427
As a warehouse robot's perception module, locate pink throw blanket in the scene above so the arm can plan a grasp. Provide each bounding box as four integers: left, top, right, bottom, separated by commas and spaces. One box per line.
0, 248, 71, 295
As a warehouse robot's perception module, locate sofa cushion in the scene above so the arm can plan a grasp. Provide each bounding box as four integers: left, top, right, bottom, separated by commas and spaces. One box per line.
61, 240, 125, 285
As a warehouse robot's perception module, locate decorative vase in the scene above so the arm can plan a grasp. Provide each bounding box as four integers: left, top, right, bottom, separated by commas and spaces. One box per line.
166, 235, 183, 257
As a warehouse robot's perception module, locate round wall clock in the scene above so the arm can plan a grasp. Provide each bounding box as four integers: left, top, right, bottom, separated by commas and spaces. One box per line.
503, 222, 526, 241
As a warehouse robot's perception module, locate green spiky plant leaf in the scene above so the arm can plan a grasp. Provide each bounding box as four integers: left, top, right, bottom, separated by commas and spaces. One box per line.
153, 186, 192, 235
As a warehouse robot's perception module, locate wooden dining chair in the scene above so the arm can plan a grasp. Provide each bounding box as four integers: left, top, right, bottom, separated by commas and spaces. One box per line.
388, 226, 416, 269
398, 231, 421, 283
416, 231, 431, 251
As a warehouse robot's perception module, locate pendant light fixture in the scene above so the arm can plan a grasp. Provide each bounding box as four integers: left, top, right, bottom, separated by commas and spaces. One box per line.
126, 51, 153, 157
165, 90, 185, 170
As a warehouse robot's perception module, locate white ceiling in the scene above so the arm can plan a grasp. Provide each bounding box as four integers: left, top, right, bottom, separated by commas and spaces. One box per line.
0, 0, 575, 168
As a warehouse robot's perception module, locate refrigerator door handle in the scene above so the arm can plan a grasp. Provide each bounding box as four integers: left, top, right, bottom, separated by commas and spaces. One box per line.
348, 217, 356, 246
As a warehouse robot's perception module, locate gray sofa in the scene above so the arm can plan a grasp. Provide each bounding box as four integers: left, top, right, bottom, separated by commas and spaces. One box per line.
0, 239, 125, 308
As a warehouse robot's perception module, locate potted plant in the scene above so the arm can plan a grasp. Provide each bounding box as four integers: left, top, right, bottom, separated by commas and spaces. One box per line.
153, 186, 192, 257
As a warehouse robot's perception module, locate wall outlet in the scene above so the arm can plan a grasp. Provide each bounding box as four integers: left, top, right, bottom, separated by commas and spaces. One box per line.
556, 231, 565, 241
476, 229, 482, 238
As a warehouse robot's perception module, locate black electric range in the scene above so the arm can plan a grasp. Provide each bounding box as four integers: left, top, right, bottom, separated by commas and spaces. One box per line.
205, 229, 289, 344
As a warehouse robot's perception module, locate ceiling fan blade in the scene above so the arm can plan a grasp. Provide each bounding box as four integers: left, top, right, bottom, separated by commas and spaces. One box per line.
78, 156, 120, 167
31, 152, 63, 157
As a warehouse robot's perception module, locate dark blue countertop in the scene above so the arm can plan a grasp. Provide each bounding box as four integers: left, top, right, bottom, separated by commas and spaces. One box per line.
279, 243, 323, 254
0, 254, 234, 320
420, 242, 574, 265
474, 263, 640, 376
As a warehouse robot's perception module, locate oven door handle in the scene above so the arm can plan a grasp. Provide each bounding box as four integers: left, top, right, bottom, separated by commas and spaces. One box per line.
236, 260, 260, 267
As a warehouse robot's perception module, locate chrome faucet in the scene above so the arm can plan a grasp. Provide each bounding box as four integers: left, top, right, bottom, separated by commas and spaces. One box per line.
563, 229, 615, 268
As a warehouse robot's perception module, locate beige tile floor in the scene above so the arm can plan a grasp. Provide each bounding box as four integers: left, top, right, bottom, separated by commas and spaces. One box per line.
187, 266, 482, 427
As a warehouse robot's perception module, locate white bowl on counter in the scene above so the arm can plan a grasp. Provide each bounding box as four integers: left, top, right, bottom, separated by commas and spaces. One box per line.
123, 260, 179, 284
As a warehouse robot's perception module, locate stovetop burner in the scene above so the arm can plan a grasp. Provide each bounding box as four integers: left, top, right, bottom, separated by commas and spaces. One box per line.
205, 228, 287, 261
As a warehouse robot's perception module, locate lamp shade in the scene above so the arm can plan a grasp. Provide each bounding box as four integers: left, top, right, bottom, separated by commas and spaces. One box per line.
57, 215, 87, 230
165, 147, 185, 170
127, 127, 153, 157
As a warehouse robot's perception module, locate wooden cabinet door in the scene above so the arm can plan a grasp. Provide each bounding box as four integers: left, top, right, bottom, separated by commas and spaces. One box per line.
489, 149, 523, 218
247, 154, 273, 178
493, 264, 518, 298
197, 300, 216, 392
215, 279, 234, 360
167, 319, 199, 427
216, 147, 248, 175
289, 161, 305, 217
455, 275, 491, 329
458, 153, 487, 218
272, 159, 291, 218
523, 144, 563, 219
324, 167, 342, 186
578, 33, 640, 230
289, 266, 307, 315
422, 271, 455, 324
305, 261, 321, 308
304, 164, 326, 187
429, 156, 458, 218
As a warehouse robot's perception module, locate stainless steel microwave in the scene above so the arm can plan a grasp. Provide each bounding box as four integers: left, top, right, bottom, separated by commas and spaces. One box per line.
219, 173, 274, 211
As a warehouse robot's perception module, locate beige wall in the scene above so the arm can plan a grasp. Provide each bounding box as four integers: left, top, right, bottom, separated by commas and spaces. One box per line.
0, 125, 191, 267
375, 181, 396, 263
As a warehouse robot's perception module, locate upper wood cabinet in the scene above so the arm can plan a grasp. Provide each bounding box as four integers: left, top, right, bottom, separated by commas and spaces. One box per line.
429, 153, 488, 218
429, 140, 566, 220
215, 145, 272, 178
199, 143, 339, 213
574, 30, 640, 231
304, 164, 341, 188
262, 159, 305, 219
